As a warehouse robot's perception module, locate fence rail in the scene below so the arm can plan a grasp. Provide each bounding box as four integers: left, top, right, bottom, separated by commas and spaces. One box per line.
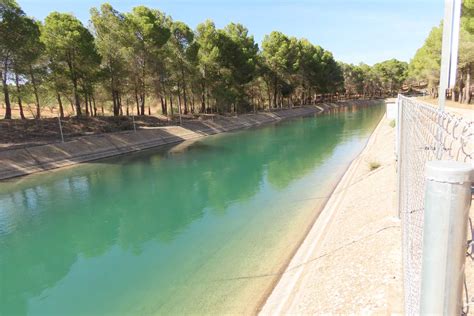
397, 95, 473, 315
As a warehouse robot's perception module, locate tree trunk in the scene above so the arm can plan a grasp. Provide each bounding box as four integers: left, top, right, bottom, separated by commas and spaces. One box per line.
14, 73, 25, 119
134, 88, 140, 116
1, 61, 12, 119
57, 92, 64, 118
201, 82, 206, 113
67, 58, 82, 117
92, 95, 97, 116
69, 99, 75, 114
181, 68, 188, 114
160, 96, 167, 115
140, 60, 146, 115
273, 76, 278, 108
465, 65, 471, 104
140, 92, 145, 116
169, 95, 174, 116
29, 64, 41, 119
72, 79, 81, 116
84, 92, 90, 116
177, 83, 182, 115
89, 95, 94, 116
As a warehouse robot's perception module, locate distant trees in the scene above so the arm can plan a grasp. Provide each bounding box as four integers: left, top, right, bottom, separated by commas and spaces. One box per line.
0, 0, 38, 119
407, 2, 474, 104
1, 1, 405, 120
341, 60, 408, 98
407, 24, 442, 96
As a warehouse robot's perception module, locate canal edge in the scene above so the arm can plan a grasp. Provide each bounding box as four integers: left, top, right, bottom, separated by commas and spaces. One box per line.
257, 107, 388, 315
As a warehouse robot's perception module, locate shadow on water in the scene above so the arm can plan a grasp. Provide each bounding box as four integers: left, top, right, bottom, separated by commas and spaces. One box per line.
0, 103, 385, 315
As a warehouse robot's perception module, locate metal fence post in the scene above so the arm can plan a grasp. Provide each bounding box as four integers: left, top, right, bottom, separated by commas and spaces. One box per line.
420, 160, 473, 315
132, 115, 137, 132
57, 116, 64, 142
396, 95, 403, 219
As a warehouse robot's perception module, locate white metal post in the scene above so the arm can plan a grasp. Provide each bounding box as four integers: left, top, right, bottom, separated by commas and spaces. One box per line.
438, 0, 462, 111
396, 95, 403, 219
420, 160, 473, 315
57, 116, 64, 142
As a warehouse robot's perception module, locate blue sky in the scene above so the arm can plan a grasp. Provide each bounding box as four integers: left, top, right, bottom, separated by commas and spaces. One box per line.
17, 0, 444, 65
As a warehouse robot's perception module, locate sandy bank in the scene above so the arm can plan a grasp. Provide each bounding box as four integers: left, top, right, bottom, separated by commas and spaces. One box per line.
260, 115, 403, 314
0, 100, 379, 180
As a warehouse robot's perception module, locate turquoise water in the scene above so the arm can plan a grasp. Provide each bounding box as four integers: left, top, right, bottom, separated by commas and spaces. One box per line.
0, 104, 384, 315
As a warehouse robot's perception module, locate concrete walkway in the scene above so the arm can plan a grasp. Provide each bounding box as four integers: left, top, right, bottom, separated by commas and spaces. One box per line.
261, 117, 403, 314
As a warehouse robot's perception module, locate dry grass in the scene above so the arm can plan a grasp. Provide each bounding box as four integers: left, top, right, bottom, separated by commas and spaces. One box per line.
0, 115, 173, 151
369, 161, 381, 171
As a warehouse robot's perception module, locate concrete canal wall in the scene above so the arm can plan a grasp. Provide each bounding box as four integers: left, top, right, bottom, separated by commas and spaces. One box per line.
0, 100, 380, 180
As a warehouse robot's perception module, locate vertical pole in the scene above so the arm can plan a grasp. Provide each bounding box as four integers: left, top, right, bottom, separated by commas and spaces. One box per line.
438, 0, 462, 111
57, 115, 64, 143
132, 115, 137, 132
420, 160, 473, 315
396, 95, 403, 219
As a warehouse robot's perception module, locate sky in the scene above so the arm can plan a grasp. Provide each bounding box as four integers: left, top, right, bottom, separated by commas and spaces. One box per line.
17, 0, 444, 65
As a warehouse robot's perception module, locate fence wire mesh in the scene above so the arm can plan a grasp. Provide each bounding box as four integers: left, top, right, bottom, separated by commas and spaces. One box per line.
397, 95, 473, 315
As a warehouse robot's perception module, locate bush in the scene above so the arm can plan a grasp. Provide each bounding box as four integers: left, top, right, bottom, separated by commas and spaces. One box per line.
369, 161, 381, 171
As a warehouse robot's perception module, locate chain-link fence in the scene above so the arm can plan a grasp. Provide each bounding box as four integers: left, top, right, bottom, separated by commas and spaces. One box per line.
397, 95, 473, 315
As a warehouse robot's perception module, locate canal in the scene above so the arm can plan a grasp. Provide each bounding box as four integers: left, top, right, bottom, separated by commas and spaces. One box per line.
0, 103, 384, 315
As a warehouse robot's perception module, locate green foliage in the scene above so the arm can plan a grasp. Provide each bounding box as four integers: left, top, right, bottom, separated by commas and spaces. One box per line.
2, 2, 409, 119
463, 0, 474, 34
407, 24, 442, 88
341, 60, 406, 97
90, 3, 128, 116
407, 5, 474, 104
369, 161, 381, 171
373, 59, 408, 94
41, 12, 100, 116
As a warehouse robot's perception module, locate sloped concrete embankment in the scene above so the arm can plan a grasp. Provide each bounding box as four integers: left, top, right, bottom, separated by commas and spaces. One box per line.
260, 116, 403, 314
0, 100, 379, 180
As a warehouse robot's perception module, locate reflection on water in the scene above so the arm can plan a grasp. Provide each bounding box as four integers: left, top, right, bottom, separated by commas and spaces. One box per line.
0, 103, 384, 315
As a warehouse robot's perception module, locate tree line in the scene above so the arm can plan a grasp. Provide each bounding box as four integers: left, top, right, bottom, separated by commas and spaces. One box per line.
407, 0, 473, 103
1, 0, 406, 120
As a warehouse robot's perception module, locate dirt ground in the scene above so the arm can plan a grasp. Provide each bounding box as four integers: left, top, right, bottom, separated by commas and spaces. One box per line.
417, 96, 474, 110
0, 115, 174, 151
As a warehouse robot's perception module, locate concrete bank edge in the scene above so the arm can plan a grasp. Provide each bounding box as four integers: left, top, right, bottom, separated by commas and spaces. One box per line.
0, 100, 380, 180
259, 110, 388, 314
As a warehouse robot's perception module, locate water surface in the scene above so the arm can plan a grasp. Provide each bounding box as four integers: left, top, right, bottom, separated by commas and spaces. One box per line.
0, 104, 384, 315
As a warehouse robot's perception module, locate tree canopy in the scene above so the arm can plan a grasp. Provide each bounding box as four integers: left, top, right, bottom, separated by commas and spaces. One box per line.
1, 2, 409, 120
407, 4, 474, 103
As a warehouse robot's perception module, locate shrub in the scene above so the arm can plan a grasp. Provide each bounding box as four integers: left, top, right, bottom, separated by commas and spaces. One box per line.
369, 161, 381, 171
